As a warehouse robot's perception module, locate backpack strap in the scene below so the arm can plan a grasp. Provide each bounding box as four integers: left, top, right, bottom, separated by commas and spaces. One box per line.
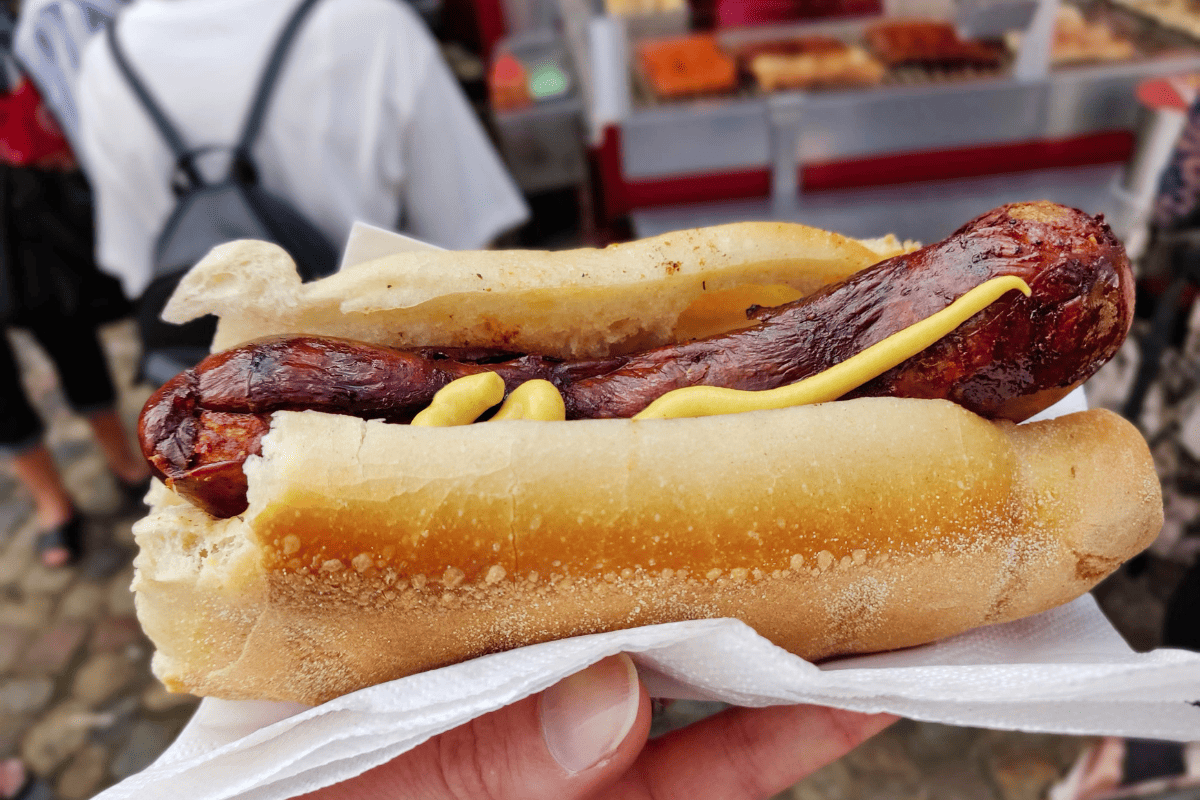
234, 0, 325, 166
104, 21, 203, 189
106, 0, 325, 189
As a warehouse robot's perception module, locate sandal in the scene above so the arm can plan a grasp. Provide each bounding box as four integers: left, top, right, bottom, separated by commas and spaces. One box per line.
34, 515, 84, 567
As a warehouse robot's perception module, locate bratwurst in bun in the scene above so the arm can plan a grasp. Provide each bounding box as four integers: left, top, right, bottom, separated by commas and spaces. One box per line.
132, 201, 1162, 705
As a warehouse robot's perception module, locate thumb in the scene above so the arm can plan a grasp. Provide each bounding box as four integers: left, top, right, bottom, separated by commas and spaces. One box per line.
302, 654, 651, 800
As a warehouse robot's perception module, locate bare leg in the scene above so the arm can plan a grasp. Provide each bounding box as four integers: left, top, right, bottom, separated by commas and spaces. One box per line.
86, 409, 150, 485
9, 443, 73, 566
11, 443, 73, 527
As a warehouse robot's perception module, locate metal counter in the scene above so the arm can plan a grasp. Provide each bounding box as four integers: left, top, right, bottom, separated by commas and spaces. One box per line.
619, 55, 1200, 181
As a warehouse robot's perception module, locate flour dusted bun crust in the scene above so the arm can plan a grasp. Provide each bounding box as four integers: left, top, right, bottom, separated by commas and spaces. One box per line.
133, 217, 1161, 705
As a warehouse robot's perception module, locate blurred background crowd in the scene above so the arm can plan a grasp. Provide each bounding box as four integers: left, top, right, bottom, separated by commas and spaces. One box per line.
1, 0, 1199, 797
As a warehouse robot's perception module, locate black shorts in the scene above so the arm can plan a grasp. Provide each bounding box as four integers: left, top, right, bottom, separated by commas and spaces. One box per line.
0, 320, 118, 454
0, 165, 129, 453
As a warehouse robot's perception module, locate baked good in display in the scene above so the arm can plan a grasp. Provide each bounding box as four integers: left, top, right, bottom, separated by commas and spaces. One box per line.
605, 0, 685, 14
865, 20, 1006, 69
1110, 0, 1200, 42
1007, 6, 1136, 65
739, 36, 887, 91
637, 34, 738, 98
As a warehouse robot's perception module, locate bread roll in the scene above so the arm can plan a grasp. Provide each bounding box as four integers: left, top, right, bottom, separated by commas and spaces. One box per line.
133, 398, 1162, 705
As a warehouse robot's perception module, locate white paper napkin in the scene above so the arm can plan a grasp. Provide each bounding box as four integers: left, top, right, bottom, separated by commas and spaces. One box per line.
338, 220, 445, 270
94, 229, 1200, 799
96, 594, 1200, 800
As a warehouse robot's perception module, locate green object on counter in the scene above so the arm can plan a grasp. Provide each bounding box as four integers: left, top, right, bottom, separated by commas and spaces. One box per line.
529, 62, 569, 100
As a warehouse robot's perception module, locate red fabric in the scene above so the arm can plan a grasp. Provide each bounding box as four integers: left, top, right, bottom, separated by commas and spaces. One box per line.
0, 79, 72, 167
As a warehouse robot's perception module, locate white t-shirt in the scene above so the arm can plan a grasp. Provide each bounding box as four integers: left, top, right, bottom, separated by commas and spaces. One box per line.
77, 0, 529, 297
14, 0, 130, 158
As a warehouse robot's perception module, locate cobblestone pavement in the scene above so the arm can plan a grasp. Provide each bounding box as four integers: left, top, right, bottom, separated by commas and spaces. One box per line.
0, 319, 1190, 800
1, 322, 199, 800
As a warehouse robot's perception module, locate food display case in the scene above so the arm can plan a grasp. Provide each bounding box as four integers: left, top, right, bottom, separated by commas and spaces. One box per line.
551, 0, 1200, 226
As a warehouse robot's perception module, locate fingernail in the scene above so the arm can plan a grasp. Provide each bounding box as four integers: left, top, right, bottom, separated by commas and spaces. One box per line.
539, 653, 640, 774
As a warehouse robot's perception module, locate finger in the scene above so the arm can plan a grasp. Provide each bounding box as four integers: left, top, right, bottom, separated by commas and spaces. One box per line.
613, 704, 897, 800
300, 654, 651, 800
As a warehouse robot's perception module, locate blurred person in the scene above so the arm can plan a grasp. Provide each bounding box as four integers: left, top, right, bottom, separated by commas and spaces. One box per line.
0, 0, 149, 568
76, 0, 529, 307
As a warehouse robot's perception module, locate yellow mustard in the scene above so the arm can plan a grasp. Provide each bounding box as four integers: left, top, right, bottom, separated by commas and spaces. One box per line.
633, 275, 1031, 420
410, 372, 506, 427
492, 379, 567, 421
409, 374, 566, 425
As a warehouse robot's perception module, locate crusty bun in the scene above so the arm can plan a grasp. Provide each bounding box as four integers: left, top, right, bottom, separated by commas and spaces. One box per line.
162, 222, 893, 358
132, 399, 1161, 705
134, 217, 1162, 705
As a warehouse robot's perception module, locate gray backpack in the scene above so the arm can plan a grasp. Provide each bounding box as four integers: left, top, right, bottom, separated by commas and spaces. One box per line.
106, 0, 338, 383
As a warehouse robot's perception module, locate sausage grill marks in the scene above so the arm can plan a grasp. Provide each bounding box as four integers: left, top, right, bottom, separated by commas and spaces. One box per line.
139, 203, 1135, 519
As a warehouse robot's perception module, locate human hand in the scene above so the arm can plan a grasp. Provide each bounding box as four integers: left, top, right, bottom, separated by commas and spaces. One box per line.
299, 654, 897, 800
